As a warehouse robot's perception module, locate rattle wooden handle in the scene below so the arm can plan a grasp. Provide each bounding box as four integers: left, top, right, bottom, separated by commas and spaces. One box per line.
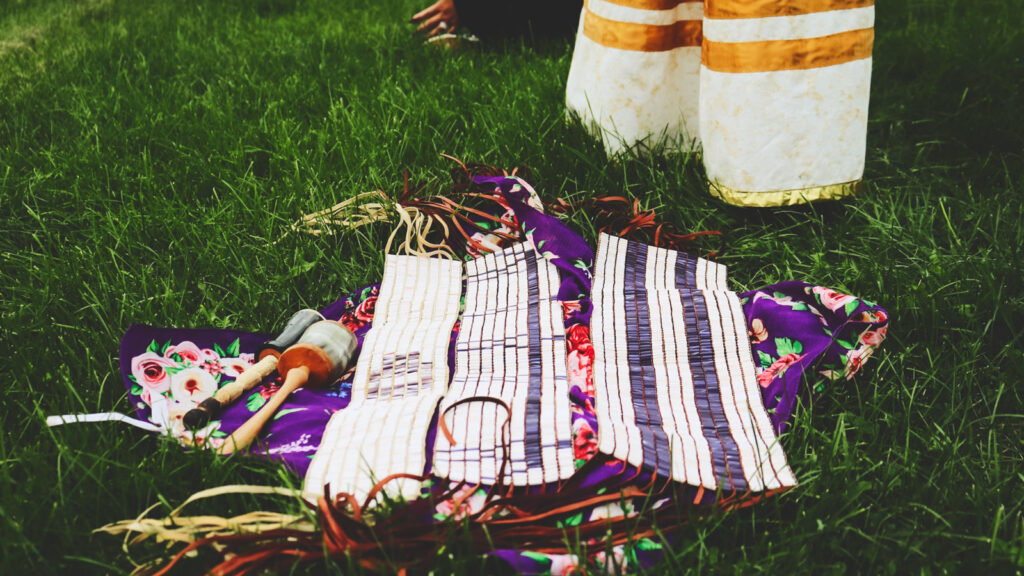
214, 355, 278, 404
182, 355, 279, 429
218, 365, 309, 455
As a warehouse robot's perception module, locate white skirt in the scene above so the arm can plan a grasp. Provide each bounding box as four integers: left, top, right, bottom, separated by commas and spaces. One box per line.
565, 0, 875, 206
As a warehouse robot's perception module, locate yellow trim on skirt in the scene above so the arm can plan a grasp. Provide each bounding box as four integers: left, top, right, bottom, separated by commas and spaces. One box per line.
710, 180, 862, 206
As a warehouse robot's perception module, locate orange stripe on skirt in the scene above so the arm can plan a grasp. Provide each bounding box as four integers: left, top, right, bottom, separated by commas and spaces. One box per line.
702, 27, 874, 73
582, 10, 703, 52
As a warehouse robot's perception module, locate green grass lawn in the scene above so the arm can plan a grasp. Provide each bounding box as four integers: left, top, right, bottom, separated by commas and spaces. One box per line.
1, 0, 1023, 573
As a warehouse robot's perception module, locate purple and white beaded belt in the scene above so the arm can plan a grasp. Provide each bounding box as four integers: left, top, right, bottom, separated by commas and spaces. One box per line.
433, 242, 575, 487
591, 233, 796, 492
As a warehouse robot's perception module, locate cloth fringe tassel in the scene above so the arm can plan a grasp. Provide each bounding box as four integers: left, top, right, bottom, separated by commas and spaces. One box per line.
284, 175, 723, 262
281, 158, 525, 259
549, 195, 724, 257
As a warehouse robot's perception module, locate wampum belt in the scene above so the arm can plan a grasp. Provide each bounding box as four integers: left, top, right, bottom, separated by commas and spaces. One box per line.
434, 242, 576, 487
304, 255, 463, 503
592, 233, 796, 491
305, 236, 795, 505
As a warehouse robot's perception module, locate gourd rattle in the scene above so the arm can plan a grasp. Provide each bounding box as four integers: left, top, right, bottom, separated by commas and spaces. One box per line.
182, 309, 324, 430
218, 320, 357, 455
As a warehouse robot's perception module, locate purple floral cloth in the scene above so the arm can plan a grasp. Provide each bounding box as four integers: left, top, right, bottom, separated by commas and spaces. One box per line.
118, 176, 889, 574
741, 282, 889, 433
120, 285, 380, 472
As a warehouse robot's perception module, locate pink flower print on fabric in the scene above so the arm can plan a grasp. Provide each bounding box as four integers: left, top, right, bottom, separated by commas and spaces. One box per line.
753, 290, 797, 307
170, 367, 218, 404
859, 309, 888, 323
253, 380, 283, 405
742, 281, 890, 433
220, 355, 255, 378
434, 485, 487, 521
562, 300, 582, 320
756, 353, 805, 388
548, 554, 582, 576
812, 286, 858, 312
844, 346, 875, 380
572, 418, 598, 463
566, 323, 589, 350
338, 285, 380, 334
130, 352, 174, 405
197, 348, 222, 376
164, 341, 203, 364
860, 325, 887, 346
566, 324, 596, 397
567, 349, 595, 396
353, 295, 377, 323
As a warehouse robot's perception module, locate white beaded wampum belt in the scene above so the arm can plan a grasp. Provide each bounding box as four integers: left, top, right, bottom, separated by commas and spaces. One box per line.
591, 233, 796, 492
304, 255, 463, 503
307, 235, 795, 503
433, 242, 575, 487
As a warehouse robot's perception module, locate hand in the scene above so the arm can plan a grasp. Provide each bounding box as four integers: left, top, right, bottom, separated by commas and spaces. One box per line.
411, 0, 459, 37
